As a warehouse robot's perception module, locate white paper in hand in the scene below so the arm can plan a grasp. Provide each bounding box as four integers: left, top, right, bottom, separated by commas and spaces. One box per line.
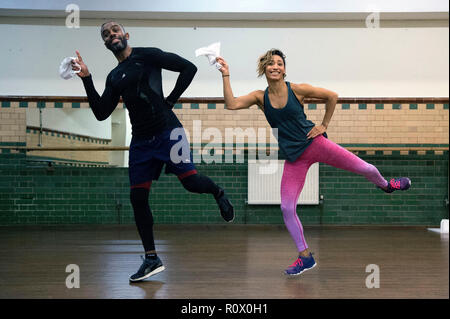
195, 42, 222, 69
59, 57, 81, 80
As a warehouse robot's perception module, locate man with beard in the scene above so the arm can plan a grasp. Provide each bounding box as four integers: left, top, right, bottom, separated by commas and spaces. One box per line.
72, 21, 234, 282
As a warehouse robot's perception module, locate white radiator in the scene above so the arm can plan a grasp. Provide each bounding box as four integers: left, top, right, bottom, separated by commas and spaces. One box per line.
247, 161, 319, 205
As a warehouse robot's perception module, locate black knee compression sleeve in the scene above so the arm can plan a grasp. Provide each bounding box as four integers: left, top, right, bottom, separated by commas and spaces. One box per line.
130, 187, 155, 252
180, 173, 221, 198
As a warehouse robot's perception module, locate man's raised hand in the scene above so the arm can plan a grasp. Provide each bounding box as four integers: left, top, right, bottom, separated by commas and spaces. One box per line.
72, 50, 90, 78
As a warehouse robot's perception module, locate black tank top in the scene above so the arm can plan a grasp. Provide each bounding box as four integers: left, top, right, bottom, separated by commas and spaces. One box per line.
263, 81, 327, 162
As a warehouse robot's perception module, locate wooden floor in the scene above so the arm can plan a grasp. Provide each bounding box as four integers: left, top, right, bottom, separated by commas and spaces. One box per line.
0, 225, 447, 299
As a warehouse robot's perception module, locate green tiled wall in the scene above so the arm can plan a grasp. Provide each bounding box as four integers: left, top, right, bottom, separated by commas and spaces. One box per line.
0, 149, 448, 226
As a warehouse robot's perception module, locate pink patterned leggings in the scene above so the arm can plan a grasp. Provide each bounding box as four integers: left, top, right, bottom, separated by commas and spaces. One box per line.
280, 135, 388, 252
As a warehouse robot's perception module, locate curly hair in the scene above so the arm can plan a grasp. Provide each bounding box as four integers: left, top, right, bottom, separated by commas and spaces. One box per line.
257, 49, 286, 78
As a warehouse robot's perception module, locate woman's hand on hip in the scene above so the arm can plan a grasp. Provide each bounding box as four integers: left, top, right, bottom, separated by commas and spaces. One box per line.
307, 124, 327, 139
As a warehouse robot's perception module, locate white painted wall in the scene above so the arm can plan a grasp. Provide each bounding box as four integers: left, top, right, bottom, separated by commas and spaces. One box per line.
2, 0, 447, 14
109, 108, 131, 167
109, 109, 126, 166
0, 20, 448, 98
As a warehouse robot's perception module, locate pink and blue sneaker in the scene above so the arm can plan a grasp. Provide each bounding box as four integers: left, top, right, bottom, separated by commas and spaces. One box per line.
380, 177, 411, 193
285, 253, 317, 276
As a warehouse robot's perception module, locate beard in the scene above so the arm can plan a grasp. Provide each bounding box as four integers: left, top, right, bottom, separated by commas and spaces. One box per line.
105, 36, 128, 54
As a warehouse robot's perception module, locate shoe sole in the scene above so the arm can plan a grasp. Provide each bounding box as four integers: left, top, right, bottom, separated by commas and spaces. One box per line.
221, 200, 235, 223
225, 206, 235, 223
284, 262, 317, 276
405, 179, 412, 190
129, 265, 165, 282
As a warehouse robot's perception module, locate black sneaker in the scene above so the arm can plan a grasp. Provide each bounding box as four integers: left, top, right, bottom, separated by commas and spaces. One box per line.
129, 256, 165, 282
215, 188, 234, 222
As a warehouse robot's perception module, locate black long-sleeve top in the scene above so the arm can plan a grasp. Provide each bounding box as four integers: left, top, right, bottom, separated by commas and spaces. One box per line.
81, 47, 197, 137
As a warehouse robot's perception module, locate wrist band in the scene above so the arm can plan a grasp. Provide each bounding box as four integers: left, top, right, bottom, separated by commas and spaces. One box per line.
222, 75, 230, 78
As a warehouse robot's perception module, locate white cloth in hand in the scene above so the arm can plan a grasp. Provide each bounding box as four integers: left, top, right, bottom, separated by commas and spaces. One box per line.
59, 57, 81, 80
195, 42, 222, 69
